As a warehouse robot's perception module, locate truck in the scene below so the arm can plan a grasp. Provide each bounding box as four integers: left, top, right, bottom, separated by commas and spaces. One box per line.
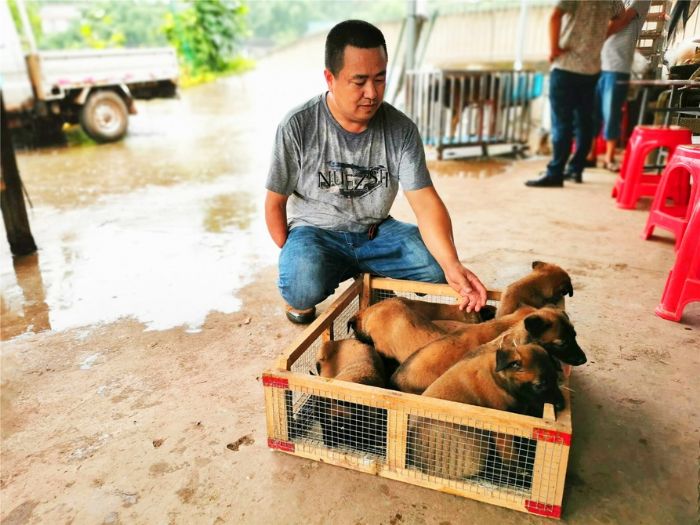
0, 0, 179, 143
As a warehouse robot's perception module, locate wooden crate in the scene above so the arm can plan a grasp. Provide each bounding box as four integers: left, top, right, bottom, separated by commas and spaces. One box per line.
263, 275, 572, 519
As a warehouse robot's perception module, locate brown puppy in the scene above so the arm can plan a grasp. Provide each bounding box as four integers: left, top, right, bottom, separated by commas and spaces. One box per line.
314, 339, 387, 454
347, 297, 447, 363
496, 261, 574, 317
392, 306, 586, 394
407, 419, 487, 480
422, 342, 565, 413
409, 343, 563, 480
315, 339, 385, 387
398, 298, 497, 323
432, 319, 471, 332
391, 306, 536, 394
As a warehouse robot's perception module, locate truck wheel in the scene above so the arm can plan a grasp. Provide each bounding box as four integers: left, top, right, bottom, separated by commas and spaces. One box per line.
80, 91, 128, 143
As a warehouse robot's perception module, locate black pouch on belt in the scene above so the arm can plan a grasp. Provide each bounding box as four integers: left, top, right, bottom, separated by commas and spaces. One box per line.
367, 216, 390, 240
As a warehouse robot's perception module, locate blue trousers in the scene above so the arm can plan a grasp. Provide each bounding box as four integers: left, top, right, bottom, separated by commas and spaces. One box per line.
595, 71, 630, 141
547, 68, 599, 178
278, 218, 445, 310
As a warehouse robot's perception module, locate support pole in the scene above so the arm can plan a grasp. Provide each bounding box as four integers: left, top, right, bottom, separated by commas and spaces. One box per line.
405, 0, 417, 71
1, 91, 37, 257
514, 0, 528, 71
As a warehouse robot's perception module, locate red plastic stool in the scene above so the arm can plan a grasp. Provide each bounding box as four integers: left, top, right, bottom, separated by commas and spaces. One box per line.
612, 125, 692, 209
655, 198, 700, 321
642, 145, 700, 250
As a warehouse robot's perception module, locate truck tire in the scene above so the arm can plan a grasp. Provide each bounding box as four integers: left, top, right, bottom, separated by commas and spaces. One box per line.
80, 91, 128, 143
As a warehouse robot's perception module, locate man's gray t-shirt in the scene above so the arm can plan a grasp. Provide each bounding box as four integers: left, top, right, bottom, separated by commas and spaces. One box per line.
266, 94, 432, 233
601, 0, 650, 73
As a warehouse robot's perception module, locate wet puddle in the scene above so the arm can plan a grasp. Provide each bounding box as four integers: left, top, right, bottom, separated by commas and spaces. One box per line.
427, 158, 510, 179
0, 67, 323, 339
1, 177, 276, 337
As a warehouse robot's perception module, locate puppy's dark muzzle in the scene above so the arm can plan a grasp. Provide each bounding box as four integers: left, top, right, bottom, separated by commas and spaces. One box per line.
568, 352, 587, 366
544, 343, 587, 366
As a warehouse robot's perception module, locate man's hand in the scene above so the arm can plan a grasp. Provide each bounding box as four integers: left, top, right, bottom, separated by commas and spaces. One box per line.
549, 7, 565, 64
549, 46, 566, 63
265, 190, 289, 248
444, 261, 487, 313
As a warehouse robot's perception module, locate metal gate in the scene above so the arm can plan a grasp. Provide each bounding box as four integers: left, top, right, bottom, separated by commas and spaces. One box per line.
405, 69, 543, 159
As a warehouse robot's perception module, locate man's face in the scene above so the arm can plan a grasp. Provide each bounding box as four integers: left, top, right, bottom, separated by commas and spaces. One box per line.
324, 45, 387, 128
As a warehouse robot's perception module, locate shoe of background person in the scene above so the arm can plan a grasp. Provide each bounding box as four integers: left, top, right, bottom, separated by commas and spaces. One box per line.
285, 305, 316, 324
563, 171, 583, 183
602, 161, 620, 173
525, 173, 564, 187
584, 158, 597, 168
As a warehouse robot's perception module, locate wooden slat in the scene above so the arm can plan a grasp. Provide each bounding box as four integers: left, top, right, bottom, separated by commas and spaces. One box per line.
552, 441, 571, 507
270, 445, 532, 516
265, 369, 572, 436
278, 443, 383, 476
380, 468, 529, 514
275, 279, 362, 370
360, 273, 372, 311
542, 403, 556, 423
387, 411, 409, 470
264, 384, 277, 439
264, 386, 288, 441
530, 441, 565, 507
369, 276, 502, 302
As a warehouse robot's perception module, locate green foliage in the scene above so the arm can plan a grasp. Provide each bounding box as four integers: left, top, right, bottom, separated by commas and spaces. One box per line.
7, 0, 43, 49
36, 0, 170, 50
245, 0, 405, 47
163, 0, 249, 76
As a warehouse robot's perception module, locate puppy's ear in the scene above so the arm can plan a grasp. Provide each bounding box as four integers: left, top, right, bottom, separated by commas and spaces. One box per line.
564, 282, 574, 297
532, 260, 545, 270
315, 362, 322, 375
479, 304, 497, 322
347, 315, 357, 335
549, 354, 563, 372
524, 314, 552, 338
496, 346, 519, 372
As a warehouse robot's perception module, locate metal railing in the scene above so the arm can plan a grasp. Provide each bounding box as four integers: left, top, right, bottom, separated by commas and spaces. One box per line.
405, 69, 544, 159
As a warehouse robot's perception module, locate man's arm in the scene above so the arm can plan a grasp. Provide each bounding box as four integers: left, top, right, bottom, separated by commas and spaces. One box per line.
549, 7, 566, 63
404, 186, 487, 312
265, 190, 289, 248
606, 5, 640, 38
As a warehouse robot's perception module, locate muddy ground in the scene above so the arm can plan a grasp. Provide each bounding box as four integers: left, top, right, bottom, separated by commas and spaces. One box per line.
2, 42, 699, 524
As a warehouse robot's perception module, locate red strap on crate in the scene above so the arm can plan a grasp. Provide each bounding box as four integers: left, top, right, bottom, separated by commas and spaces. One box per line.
262, 374, 289, 389
268, 438, 295, 452
533, 428, 571, 446
525, 500, 561, 518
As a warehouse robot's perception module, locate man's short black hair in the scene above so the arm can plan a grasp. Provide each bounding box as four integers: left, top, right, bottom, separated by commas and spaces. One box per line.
325, 20, 387, 76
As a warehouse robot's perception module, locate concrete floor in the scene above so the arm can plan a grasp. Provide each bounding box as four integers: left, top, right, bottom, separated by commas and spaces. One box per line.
2, 46, 699, 524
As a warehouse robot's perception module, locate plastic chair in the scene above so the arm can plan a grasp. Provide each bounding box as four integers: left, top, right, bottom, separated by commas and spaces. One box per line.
655, 198, 700, 322
612, 125, 692, 209
642, 145, 700, 249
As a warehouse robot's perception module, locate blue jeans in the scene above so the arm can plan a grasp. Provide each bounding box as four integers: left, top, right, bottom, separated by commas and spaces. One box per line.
547, 68, 599, 178
595, 71, 630, 141
278, 218, 445, 310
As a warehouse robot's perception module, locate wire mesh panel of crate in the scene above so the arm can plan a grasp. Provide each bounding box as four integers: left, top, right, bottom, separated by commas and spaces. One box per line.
399, 400, 571, 511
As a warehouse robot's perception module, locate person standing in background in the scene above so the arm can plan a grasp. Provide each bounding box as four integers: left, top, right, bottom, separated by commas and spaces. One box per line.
587, 0, 651, 172
526, 0, 624, 187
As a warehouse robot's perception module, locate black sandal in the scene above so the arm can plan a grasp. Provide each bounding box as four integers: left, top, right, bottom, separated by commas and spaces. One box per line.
285, 306, 316, 324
